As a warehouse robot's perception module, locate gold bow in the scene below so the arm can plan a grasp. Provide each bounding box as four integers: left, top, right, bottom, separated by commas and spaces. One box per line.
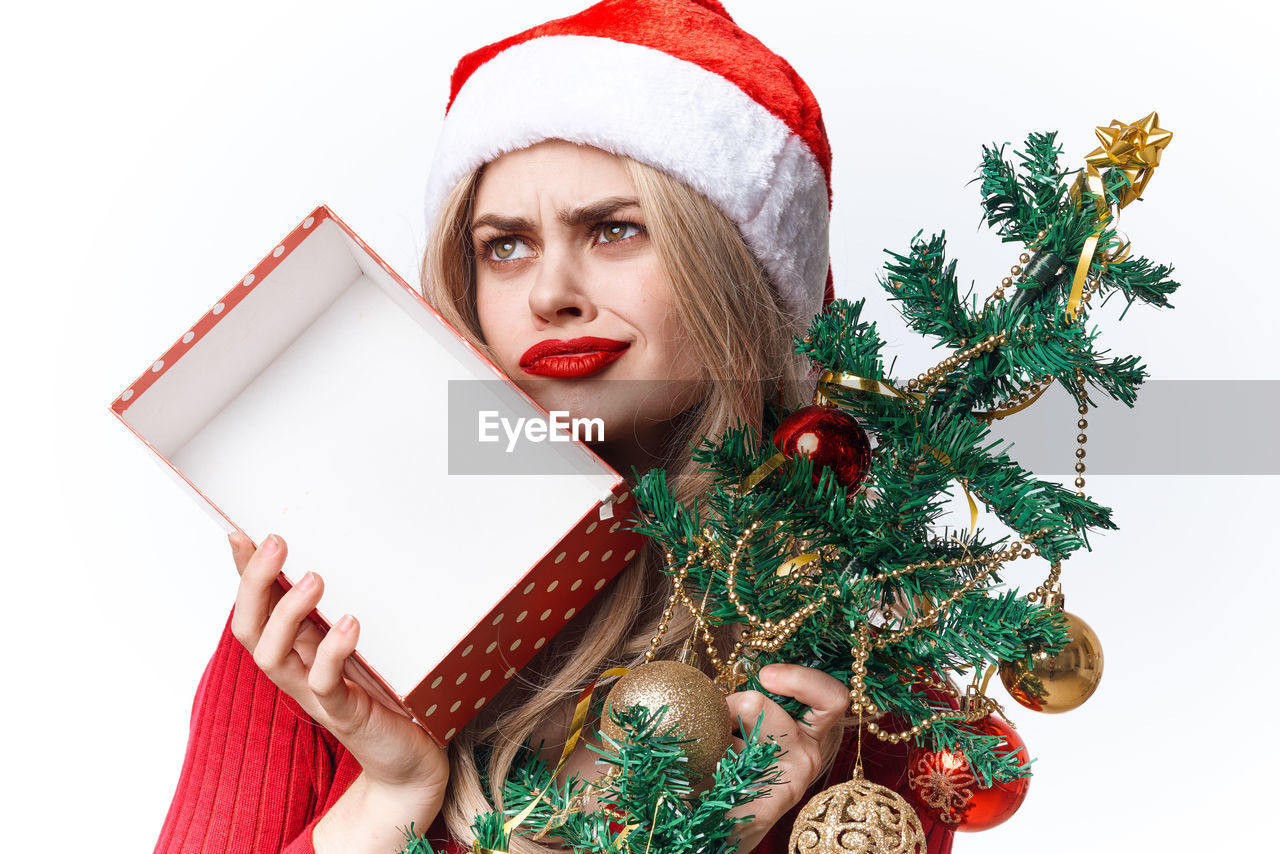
1066, 112, 1172, 322
1083, 111, 1173, 210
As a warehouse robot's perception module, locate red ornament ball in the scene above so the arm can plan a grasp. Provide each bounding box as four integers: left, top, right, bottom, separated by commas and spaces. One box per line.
771, 405, 871, 490
904, 714, 1030, 832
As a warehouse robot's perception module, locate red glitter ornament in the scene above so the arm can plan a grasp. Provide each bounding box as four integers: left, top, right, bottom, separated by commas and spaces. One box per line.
905, 714, 1030, 832
771, 405, 871, 490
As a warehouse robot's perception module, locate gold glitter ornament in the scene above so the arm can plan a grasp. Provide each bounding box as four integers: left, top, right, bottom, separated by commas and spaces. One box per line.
999, 610, 1104, 713
789, 775, 926, 854
600, 660, 732, 785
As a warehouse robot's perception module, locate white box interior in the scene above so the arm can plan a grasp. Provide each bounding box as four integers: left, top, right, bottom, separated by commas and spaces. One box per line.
123, 218, 620, 692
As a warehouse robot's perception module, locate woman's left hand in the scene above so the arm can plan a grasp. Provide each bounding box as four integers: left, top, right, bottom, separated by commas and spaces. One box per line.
724, 663, 850, 854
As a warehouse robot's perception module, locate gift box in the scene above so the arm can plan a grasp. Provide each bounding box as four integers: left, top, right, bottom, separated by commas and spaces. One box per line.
113, 205, 646, 745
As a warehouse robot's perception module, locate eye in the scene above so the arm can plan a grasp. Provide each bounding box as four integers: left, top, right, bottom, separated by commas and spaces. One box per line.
595, 221, 645, 244
486, 236, 534, 262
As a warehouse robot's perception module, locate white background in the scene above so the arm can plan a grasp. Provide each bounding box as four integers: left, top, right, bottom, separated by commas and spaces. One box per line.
5, 0, 1276, 851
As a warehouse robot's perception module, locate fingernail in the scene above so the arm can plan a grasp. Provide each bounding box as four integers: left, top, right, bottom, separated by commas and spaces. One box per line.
298, 571, 316, 590
336, 614, 355, 632
261, 535, 279, 555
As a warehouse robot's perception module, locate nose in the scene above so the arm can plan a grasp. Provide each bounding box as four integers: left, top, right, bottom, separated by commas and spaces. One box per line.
528, 243, 596, 326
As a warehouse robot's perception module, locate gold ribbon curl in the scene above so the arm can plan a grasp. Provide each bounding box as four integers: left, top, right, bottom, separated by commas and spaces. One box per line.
1065, 111, 1172, 323
739, 451, 788, 494
925, 446, 979, 535
776, 552, 822, 577
814, 371, 924, 407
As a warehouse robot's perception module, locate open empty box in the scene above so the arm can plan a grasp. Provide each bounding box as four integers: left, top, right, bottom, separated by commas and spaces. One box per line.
113, 205, 646, 745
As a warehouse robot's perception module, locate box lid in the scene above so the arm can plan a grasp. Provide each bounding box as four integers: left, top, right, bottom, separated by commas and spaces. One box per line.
113, 206, 631, 694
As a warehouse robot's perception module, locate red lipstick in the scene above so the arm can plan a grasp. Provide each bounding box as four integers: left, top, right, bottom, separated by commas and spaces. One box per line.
520, 337, 630, 378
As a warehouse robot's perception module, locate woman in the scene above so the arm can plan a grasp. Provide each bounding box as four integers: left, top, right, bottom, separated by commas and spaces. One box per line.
155, 3, 953, 852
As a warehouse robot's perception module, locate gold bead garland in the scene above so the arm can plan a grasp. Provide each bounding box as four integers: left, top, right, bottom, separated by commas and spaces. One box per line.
645, 533, 727, 669
982, 231, 1047, 314
973, 374, 1054, 423
1073, 367, 1089, 495
647, 523, 836, 683
843, 536, 1043, 744
905, 332, 1009, 396
643, 514, 1049, 741
968, 229, 1072, 421
1026, 560, 1062, 606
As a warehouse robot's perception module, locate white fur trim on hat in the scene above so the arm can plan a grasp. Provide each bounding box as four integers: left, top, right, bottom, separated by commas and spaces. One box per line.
424, 35, 829, 328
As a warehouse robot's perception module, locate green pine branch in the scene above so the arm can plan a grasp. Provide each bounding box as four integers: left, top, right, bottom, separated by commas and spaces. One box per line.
882, 232, 976, 346
459, 704, 783, 854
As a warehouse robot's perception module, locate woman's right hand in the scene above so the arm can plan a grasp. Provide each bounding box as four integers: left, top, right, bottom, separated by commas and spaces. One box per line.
228, 532, 450, 824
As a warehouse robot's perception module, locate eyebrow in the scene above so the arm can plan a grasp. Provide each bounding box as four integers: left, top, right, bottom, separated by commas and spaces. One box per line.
559, 197, 641, 227
471, 197, 641, 233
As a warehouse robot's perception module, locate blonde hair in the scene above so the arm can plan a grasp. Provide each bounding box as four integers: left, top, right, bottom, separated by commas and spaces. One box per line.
420, 150, 834, 851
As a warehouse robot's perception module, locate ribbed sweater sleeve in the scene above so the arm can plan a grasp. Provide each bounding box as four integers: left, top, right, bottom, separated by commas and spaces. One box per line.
152, 608, 362, 854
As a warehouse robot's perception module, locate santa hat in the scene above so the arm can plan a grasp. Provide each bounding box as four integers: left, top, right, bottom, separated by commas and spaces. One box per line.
423, 0, 834, 329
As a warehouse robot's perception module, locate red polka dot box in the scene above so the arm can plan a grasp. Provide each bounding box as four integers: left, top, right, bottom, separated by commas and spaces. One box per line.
111, 205, 646, 746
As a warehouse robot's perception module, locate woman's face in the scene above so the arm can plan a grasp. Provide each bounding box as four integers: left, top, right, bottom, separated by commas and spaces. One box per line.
472, 140, 707, 473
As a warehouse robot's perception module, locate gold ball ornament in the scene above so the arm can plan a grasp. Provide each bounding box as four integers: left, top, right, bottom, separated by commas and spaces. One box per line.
600, 660, 732, 784
789, 777, 926, 854
999, 610, 1104, 713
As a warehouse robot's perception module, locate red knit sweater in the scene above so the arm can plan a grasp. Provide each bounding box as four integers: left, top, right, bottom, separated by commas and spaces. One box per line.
154, 611, 952, 854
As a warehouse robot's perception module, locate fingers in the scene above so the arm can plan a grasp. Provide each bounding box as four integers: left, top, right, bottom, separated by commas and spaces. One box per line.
726, 689, 820, 804
221, 535, 448, 800
252, 568, 324, 687
759, 663, 849, 740
230, 533, 288, 647
308, 614, 362, 725
227, 531, 254, 576
726, 689, 797, 744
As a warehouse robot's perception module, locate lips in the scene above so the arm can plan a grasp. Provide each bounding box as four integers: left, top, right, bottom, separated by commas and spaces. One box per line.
519, 336, 630, 378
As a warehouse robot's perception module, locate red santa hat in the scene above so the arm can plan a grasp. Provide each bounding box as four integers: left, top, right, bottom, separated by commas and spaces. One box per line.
423, 0, 834, 329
